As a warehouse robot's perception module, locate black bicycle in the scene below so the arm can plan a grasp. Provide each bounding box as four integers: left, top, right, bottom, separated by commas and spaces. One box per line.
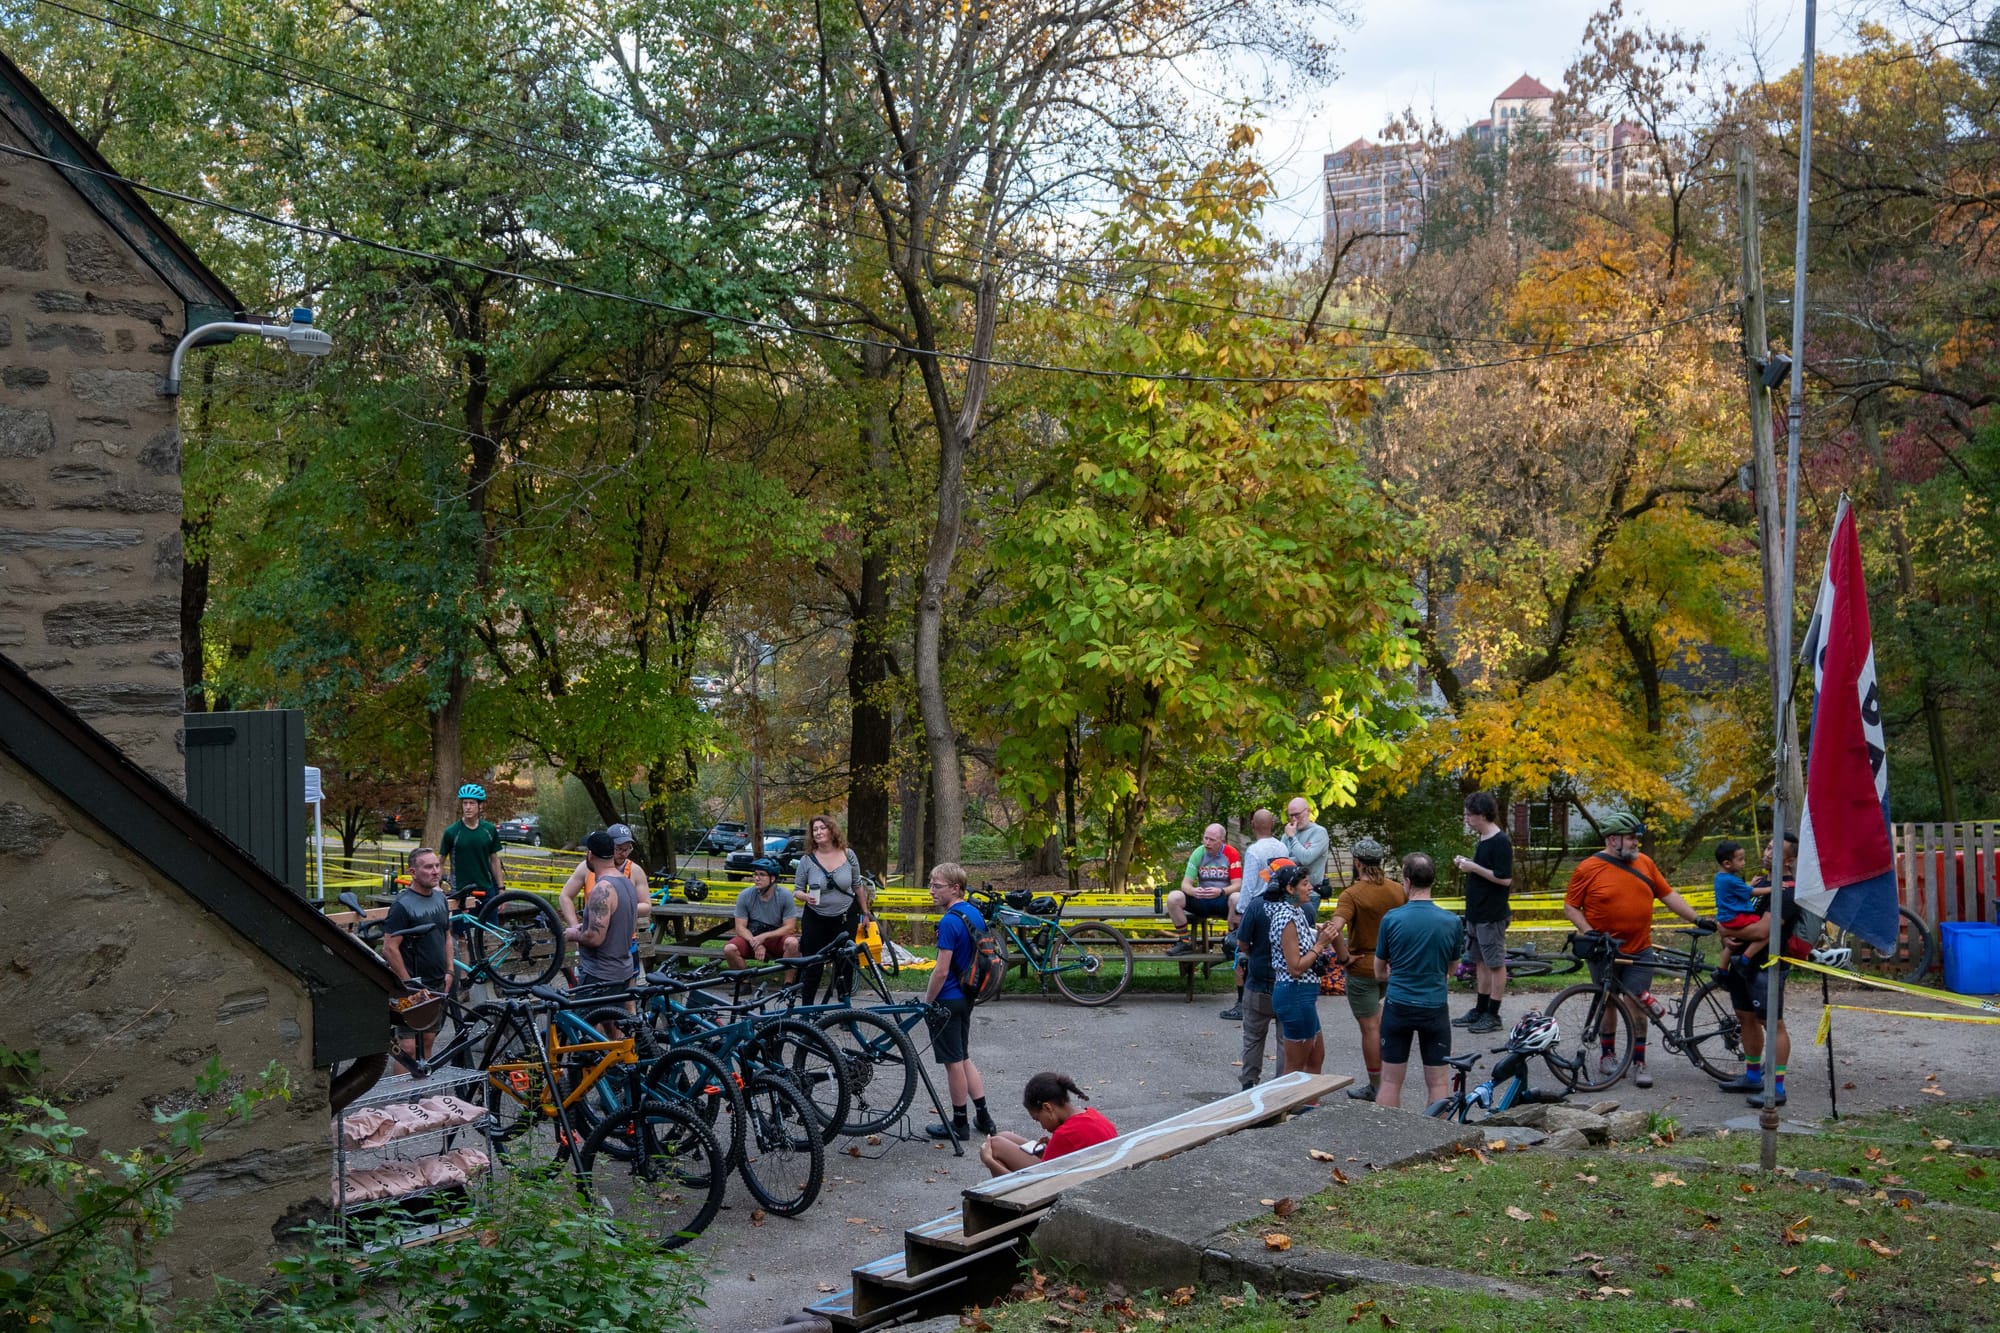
1543, 927, 1746, 1092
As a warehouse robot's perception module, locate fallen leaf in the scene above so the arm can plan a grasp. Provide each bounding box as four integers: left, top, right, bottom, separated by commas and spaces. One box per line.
1505, 1206, 1533, 1222
1933, 1138, 1954, 1150
1575, 1173, 1599, 1184
846, 1217, 869, 1225
1844, 1082, 1856, 1090
868, 1134, 883, 1146
1861, 1238, 1902, 1258
1830, 1285, 1847, 1306
1346, 1298, 1376, 1325
1816, 1264, 1835, 1274
1169, 1287, 1194, 1307
1274, 1197, 1297, 1219
1570, 1252, 1603, 1263
1219, 1295, 1244, 1310
1731, 1284, 1746, 1297
962, 1311, 993, 1332
1380, 1314, 1397, 1329
1473, 1149, 1491, 1166
1597, 1286, 1633, 1297
1922, 1087, 1947, 1097
847, 1145, 862, 1157
1865, 1147, 1884, 1162
817, 1283, 839, 1292
1650, 1172, 1686, 1188
1670, 1298, 1697, 1309
1587, 1263, 1613, 1281
751, 1209, 767, 1226
1331, 1168, 1351, 1185
1540, 1209, 1559, 1222
1309, 1149, 1337, 1162
1779, 1265, 1799, 1277
1264, 1233, 1293, 1251
1488, 1140, 1509, 1151
1044, 1319, 1071, 1330
1260, 1198, 1278, 1207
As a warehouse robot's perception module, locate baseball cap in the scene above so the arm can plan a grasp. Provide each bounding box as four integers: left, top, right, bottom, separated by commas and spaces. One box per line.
606, 823, 635, 846
584, 830, 616, 858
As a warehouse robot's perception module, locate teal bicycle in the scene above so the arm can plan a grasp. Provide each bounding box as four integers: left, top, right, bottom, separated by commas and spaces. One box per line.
966, 887, 1133, 1005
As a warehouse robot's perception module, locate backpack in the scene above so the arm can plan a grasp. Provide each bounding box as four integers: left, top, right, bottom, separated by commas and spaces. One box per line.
947, 902, 1003, 1004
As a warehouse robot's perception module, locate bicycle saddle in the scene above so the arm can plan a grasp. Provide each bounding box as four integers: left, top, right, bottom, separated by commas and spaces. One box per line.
1442, 1052, 1482, 1072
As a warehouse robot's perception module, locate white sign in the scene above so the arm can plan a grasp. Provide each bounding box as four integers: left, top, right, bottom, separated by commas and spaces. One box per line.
303, 765, 323, 804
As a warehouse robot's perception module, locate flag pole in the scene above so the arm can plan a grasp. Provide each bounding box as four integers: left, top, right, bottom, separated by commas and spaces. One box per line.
1765, 0, 1818, 1172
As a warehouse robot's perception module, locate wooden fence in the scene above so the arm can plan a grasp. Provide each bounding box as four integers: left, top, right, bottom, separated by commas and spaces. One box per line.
1898, 821, 2000, 929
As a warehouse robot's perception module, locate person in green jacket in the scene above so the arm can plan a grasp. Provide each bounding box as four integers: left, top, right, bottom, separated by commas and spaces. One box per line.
439, 782, 505, 904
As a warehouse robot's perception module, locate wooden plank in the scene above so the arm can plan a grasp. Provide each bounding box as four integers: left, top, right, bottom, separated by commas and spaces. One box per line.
1949, 821, 1966, 924
959, 1070, 1346, 1234
1984, 822, 1998, 926
903, 1206, 1048, 1274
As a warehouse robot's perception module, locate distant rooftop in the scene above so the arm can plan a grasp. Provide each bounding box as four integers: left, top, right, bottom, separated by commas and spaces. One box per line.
1495, 73, 1555, 101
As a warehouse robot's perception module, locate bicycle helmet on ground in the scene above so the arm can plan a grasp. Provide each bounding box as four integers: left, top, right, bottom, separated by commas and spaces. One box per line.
457, 782, 487, 802
1350, 837, 1387, 863
748, 856, 783, 879
1508, 1010, 1560, 1052
1599, 811, 1643, 836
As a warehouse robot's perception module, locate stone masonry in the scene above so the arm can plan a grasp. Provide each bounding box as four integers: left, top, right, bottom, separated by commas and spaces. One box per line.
0, 118, 187, 791
0, 748, 325, 1293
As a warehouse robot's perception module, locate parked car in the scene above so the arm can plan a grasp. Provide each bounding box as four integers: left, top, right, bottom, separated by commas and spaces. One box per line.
691, 675, 725, 695
697, 821, 748, 855
496, 813, 542, 846
379, 809, 418, 839
724, 829, 807, 875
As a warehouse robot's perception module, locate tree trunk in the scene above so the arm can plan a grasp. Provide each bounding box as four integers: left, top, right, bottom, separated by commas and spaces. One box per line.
1857, 400, 1958, 821
1105, 697, 1160, 891
1024, 793, 1062, 874
913, 430, 966, 865
644, 755, 688, 877
424, 668, 466, 846
1063, 725, 1081, 896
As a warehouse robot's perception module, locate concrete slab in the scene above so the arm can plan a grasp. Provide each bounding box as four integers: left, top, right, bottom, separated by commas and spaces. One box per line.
1032, 1100, 1512, 1294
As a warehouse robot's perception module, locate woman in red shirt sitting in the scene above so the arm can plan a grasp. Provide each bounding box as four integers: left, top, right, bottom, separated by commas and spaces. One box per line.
978, 1071, 1119, 1177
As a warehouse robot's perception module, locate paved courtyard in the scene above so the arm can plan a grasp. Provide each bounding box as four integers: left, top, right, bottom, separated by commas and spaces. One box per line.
693, 983, 2000, 1330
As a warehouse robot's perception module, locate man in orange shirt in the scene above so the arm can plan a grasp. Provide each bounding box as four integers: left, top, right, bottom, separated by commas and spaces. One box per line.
1563, 812, 1710, 1089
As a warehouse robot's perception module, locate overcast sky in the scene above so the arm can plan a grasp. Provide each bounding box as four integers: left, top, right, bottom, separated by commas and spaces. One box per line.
1250, 0, 1861, 246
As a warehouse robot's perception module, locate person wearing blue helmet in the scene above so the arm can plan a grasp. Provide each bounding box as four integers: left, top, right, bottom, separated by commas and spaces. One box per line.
725, 857, 802, 971
439, 781, 505, 904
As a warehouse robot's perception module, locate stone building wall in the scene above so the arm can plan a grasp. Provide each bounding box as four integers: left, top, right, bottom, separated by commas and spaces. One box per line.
0, 748, 327, 1293
0, 118, 187, 792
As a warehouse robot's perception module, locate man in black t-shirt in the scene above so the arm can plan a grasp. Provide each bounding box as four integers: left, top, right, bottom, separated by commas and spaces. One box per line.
1451, 791, 1514, 1035
383, 847, 454, 1063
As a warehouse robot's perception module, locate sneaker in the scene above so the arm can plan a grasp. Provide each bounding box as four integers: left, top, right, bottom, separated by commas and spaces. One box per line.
974, 1109, 998, 1136
926, 1121, 968, 1141
1633, 1065, 1653, 1089
1218, 1004, 1244, 1021
1166, 940, 1197, 957
1714, 1073, 1764, 1094
1346, 1083, 1377, 1101
1747, 1090, 1787, 1109
1452, 1009, 1483, 1028
1467, 1012, 1503, 1034
1598, 1053, 1621, 1077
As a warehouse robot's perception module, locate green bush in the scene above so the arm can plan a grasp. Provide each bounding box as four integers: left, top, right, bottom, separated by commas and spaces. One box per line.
214, 1164, 705, 1332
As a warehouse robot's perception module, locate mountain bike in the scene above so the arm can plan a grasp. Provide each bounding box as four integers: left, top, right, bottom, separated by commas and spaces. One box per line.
967, 887, 1133, 1006
1817, 905, 1935, 983
1543, 926, 1746, 1093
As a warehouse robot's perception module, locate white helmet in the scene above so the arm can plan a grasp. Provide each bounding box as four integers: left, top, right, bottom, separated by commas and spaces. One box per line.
1508, 1010, 1561, 1052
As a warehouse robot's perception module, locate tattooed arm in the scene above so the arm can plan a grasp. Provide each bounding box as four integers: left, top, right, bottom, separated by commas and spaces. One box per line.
567, 883, 614, 947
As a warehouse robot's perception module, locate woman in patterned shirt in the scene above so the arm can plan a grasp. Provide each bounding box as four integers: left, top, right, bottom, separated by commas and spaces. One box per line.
1266, 863, 1338, 1091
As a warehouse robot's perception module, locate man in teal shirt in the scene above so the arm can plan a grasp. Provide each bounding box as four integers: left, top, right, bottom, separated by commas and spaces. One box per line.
438, 782, 505, 903
1373, 853, 1464, 1110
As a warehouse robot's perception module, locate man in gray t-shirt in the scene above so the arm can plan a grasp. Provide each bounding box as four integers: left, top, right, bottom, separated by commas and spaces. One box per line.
1283, 798, 1330, 889
726, 859, 803, 970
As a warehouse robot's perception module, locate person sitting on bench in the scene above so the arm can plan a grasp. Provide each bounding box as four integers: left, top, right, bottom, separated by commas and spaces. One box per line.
978, 1071, 1119, 1177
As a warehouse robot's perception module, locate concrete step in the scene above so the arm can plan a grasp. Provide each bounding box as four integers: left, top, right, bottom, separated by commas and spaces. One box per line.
903, 1205, 1048, 1275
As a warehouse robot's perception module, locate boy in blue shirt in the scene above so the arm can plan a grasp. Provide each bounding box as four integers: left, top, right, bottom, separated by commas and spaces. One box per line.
1713, 841, 1760, 930
923, 862, 998, 1140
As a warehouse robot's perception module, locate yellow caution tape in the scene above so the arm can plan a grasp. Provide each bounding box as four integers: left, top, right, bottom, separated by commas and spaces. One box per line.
1816, 1003, 2000, 1046
1775, 954, 2000, 1013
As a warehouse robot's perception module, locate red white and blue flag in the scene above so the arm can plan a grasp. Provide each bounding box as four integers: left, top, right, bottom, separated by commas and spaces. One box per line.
1793, 495, 1901, 952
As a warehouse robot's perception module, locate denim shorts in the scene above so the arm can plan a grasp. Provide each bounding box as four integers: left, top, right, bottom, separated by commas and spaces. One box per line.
1272, 981, 1321, 1041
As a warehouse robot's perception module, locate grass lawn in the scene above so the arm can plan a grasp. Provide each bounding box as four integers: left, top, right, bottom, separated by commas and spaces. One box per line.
975, 1101, 2000, 1333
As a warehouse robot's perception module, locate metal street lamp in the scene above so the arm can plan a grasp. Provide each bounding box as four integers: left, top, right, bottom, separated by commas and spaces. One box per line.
161, 306, 333, 396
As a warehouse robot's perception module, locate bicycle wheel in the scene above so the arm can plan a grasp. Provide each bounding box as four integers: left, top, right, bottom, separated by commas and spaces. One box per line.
648, 1044, 746, 1166
1502, 950, 1554, 979
474, 891, 566, 989
754, 1018, 852, 1138
1544, 983, 1634, 1093
736, 1071, 825, 1217
1839, 906, 1935, 983
1423, 1096, 1465, 1121
1679, 977, 1748, 1082
814, 1008, 919, 1136
576, 1098, 726, 1249
1052, 923, 1133, 1006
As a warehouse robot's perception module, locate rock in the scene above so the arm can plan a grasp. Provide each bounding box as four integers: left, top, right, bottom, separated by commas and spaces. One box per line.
0, 204, 48, 270
1586, 1100, 1621, 1116
0, 527, 144, 551
0, 406, 55, 458
62, 232, 143, 286
0, 802, 67, 857
1478, 1126, 1546, 1147
26, 322, 105, 354
1542, 1106, 1611, 1143
1483, 1104, 1551, 1129
43, 596, 178, 646
1545, 1127, 1593, 1150
68, 369, 162, 412
1605, 1110, 1652, 1141
3, 367, 50, 389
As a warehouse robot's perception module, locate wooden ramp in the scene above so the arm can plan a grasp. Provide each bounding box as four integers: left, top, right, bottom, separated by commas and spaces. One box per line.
801, 1070, 1347, 1330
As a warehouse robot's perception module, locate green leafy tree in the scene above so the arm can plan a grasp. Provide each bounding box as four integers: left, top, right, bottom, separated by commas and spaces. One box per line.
985, 146, 1421, 887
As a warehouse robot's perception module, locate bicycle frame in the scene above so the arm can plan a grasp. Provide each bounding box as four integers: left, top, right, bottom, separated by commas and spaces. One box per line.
485, 1005, 638, 1121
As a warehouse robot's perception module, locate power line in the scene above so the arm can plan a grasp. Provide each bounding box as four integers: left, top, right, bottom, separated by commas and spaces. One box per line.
0, 139, 1732, 387
24, 0, 1696, 351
